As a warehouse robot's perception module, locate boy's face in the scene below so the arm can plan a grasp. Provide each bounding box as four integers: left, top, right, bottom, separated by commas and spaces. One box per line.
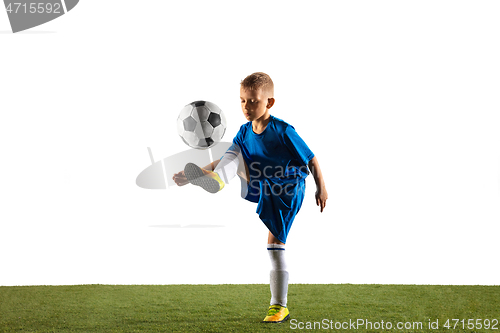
240, 87, 274, 122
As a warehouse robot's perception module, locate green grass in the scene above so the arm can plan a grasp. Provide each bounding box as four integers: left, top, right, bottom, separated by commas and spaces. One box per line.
0, 284, 499, 332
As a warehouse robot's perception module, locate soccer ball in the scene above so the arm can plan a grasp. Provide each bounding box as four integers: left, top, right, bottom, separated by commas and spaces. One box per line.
177, 100, 227, 149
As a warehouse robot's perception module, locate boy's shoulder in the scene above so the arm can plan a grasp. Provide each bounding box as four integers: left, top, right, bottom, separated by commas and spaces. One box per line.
270, 115, 294, 133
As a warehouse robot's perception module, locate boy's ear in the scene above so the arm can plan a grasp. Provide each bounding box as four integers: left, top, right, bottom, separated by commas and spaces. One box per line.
267, 98, 275, 109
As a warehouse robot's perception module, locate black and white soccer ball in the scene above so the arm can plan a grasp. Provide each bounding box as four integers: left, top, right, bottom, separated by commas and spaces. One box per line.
177, 100, 227, 149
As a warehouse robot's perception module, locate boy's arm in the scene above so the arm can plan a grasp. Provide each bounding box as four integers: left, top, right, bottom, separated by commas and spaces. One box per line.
308, 156, 328, 212
172, 160, 220, 186
203, 160, 220, 171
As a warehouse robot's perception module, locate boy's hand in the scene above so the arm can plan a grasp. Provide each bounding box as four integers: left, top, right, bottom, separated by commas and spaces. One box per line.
308, 156, 327, 213
172, 170, 189, 186
315, 186, 328, 213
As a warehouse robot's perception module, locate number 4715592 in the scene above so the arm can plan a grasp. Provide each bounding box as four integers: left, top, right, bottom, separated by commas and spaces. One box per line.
5, 3, 61, 14
443, 319, 498, 330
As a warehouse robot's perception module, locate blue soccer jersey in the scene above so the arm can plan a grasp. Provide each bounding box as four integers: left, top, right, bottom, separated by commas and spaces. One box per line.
230, 115, 315, 243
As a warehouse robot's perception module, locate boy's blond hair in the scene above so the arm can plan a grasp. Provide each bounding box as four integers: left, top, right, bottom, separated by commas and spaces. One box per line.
240, 72, 274, 96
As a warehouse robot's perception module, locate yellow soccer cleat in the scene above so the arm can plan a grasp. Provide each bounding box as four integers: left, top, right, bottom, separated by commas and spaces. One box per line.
184, 163, 225, 194
262, 305, 290, 323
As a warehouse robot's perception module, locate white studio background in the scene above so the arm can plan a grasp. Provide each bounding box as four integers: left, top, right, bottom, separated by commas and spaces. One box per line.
0, 1, 499, 286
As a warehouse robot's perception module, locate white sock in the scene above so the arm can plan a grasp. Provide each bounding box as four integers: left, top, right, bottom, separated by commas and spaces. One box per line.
214, 144, 249, 198
267, 244, 289, 307
214, 146, 241, 184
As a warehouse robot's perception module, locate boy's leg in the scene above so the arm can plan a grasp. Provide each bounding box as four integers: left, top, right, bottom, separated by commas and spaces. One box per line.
267, 231, 285, 246
214, 145, 248, 184
263, 231, 290, 323
213, 145, 250, 198
267, 232, 288, 306
183, 145, 247, 194
184, 163, 225, 193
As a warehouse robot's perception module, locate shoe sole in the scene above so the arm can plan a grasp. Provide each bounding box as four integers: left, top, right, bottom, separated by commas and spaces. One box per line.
262, 314, 290, 323
184, 163, 220, 194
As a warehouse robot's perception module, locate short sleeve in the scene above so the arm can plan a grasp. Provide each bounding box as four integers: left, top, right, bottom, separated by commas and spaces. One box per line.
283, 125, 315, 166
232, 123, 246, 147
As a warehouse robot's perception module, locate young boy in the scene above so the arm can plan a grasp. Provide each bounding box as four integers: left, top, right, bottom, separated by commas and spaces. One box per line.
173, 72, 328, 323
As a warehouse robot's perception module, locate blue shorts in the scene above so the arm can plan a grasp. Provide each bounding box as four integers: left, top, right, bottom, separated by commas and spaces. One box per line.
251, 178, 306, 244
